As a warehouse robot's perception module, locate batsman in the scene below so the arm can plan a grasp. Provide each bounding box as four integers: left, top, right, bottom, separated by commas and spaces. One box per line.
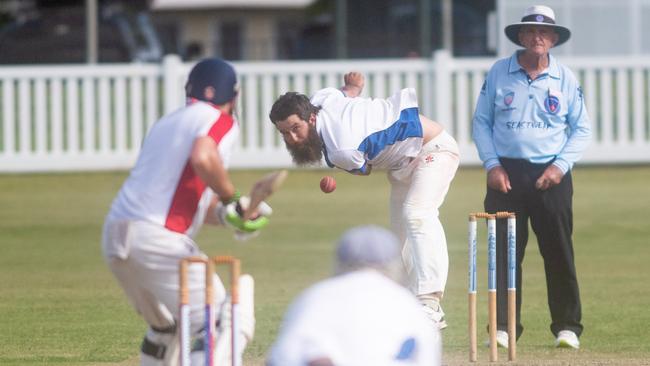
269, 72, 460, 329
102, 58, 271, 365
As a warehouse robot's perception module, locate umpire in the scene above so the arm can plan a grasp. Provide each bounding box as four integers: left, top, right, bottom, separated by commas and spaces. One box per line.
472, 5, 591, 349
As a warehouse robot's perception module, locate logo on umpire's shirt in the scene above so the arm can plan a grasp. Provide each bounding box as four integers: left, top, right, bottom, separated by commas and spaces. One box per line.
504, 91, 514, 106
544, 95, 560, 114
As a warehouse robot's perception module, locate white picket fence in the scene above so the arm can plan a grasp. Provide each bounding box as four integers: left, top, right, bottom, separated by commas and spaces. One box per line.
1, 51, 650, 172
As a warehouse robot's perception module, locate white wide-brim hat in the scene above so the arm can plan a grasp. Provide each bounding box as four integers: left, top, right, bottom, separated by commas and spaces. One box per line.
504, 5, 571, 47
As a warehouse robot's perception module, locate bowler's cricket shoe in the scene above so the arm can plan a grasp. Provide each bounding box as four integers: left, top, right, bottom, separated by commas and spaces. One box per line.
555, 330, 580, 349
420, 299, 447, 330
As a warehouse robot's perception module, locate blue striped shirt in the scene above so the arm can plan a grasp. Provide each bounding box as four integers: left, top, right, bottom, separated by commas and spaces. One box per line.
312, 88, 423, 174
472, 51, 591, 173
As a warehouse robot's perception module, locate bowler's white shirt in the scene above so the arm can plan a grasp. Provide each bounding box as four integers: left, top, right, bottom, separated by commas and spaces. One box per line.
267, 270, 441, 366
311, 88, 424, 174
107, 100, 239, 237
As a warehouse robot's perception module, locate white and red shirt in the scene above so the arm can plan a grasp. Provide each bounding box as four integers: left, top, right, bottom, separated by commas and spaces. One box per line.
311, 88, 424, 174
107, 100, 239, 238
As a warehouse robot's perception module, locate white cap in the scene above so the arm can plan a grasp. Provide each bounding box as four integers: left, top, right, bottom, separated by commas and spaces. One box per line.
336, 225, 399, 270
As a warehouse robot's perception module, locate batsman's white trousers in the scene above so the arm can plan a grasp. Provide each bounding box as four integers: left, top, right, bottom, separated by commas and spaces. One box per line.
102, 219, 254, 366
389, 130, 460, 295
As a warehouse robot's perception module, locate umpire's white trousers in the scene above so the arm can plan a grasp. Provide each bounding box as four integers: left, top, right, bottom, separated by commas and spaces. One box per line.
101, 219, 254, 366
389, 131, 460, 296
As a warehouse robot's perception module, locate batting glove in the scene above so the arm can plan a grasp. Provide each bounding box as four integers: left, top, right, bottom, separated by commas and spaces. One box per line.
215, 196, 272, 234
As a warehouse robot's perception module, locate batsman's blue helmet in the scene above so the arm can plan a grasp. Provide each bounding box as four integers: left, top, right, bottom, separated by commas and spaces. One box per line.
186, 58, 238, 105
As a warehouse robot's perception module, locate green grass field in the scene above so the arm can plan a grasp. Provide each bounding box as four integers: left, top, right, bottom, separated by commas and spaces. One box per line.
1, 166, 649, 365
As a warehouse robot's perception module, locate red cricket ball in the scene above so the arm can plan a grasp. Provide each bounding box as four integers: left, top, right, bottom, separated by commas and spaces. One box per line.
320, 176, 336, 193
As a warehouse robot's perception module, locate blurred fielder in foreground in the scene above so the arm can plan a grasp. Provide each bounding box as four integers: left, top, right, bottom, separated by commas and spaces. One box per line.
269, 73, 459, 329
472, 5, 591, 349
102, 58, 271, 365
266, 225, 442, 365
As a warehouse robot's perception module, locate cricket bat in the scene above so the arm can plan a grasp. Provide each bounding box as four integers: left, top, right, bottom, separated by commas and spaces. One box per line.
242, 170, 288, 221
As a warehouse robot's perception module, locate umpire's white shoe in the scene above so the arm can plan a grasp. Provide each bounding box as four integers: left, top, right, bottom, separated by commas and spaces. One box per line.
484, 330, 509, 348
555, 330, 580, 349
420, 299, 448, 330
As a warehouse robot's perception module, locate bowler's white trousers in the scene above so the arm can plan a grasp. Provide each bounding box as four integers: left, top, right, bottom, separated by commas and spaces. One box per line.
102, 219, 254, 366
388, 130, 460, 296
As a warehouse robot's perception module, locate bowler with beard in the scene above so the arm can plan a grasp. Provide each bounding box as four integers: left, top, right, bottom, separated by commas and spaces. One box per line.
269, 72, 460, 329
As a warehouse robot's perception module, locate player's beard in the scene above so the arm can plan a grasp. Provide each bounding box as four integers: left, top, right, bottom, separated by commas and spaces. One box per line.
285, 123, 323, 166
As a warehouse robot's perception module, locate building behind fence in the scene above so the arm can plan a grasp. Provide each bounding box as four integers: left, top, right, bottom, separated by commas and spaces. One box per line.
1, 52, 650, 173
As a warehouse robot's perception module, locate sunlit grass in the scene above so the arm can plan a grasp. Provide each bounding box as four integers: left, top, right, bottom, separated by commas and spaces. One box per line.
0, 166, 649, 365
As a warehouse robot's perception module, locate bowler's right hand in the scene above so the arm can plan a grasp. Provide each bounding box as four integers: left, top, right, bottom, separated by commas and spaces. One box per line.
341, 72, 365, 97
487, 166, 511, 193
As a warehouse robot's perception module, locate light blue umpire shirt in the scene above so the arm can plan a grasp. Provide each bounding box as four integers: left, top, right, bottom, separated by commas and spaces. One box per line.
472, 51, 591, 174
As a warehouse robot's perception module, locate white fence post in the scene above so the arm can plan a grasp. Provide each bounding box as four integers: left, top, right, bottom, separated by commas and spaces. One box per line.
433, 50, 453, 127
419, 53, 434, 118
163, 54, 183, 115
2, 78, 15, 157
